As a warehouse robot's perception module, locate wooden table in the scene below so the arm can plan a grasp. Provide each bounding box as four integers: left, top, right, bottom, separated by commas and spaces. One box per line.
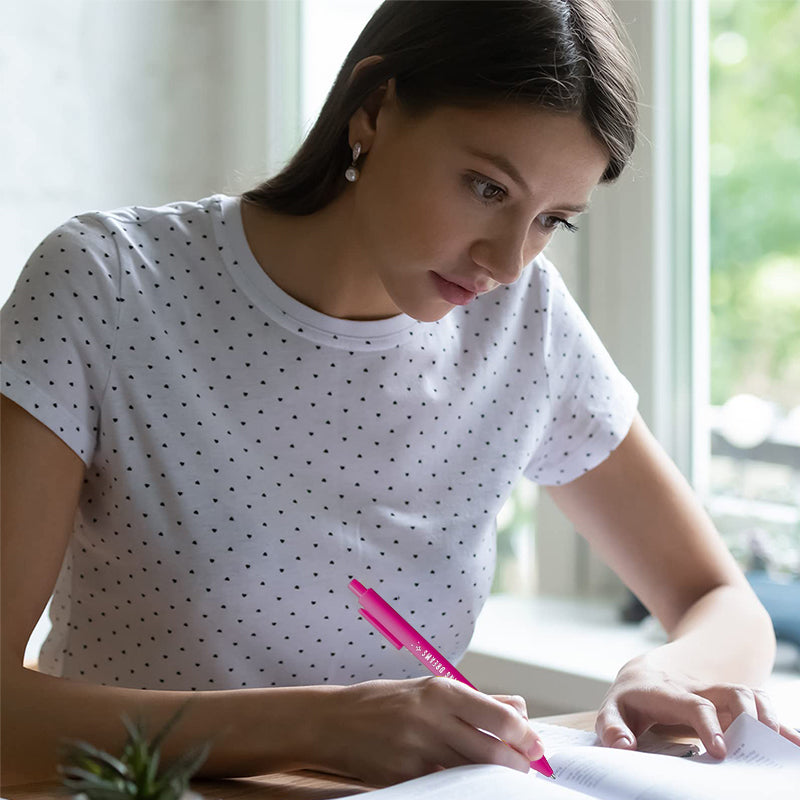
1, 711, 701, 799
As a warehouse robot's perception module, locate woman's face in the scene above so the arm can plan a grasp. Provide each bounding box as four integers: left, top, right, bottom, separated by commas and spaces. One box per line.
349, 88, 610, 322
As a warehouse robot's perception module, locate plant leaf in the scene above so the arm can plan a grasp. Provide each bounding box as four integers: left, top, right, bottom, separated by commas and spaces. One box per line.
144, 746, 161, 793
59, 764, 124, 786
59, 764, 135, 797
121, 714, 152, 777
59, 739, 132, 778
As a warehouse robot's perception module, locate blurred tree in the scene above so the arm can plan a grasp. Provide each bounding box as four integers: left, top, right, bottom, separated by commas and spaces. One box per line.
709, 0, 800, 408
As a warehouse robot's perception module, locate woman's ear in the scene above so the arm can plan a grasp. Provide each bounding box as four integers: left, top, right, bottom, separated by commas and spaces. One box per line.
347, 78, 397, 155
347, 54, 384, 86
346, 56, 396, 155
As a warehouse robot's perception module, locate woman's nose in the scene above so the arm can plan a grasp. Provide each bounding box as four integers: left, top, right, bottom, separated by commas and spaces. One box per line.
469, 230, 534, 286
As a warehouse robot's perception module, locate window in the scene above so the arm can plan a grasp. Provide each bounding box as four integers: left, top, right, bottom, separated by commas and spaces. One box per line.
498, 1, 800, 607
706, 0, 800, 579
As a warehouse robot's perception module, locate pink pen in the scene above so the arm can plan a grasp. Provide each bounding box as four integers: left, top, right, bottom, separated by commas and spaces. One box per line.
348, 578, 555, 779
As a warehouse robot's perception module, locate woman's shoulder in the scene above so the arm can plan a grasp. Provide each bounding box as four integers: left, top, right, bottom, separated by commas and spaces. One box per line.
70, 194, 228, 241
97, 194, 226, 224
4, 194, 233, 333
21, 194, 228, 268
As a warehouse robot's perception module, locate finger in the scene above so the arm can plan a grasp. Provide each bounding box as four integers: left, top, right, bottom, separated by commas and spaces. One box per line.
445, 716, 532, 773
682, 697, 727, 759
779, 723, 800, 748
492, 695, 543, 758
599, 690, 729, 757
452, 689, 541, 760
493, 693, 528, 721
698, 684, 758, 731
525, 728, 545, 761
752, 688, 781, 733
595, 703, 638, 750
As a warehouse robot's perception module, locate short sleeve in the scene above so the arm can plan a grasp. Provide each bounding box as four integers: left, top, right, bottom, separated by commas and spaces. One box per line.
524, 258, 638, 486
0, 214, 122, 465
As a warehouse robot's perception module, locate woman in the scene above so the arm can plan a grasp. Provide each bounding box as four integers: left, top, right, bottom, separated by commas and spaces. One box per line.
2, 0, 795, 787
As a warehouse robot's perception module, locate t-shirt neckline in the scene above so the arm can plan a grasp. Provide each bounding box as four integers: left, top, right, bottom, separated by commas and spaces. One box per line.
213, 194, 418, 351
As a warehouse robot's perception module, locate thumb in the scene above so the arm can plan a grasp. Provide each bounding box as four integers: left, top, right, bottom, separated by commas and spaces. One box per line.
596, 705, 637, 750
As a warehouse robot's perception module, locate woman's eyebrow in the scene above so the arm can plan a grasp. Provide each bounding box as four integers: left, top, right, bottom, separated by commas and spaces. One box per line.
463, 146, 589, 213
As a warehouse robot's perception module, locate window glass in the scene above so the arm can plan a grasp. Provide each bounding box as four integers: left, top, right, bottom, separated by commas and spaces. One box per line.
707, 0, 800, 576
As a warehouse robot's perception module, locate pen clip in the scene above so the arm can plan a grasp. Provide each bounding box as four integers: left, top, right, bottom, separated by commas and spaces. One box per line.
358, 608, 404, 649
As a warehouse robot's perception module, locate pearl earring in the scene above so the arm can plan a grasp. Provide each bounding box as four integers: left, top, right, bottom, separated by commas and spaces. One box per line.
345, 142, 362, 182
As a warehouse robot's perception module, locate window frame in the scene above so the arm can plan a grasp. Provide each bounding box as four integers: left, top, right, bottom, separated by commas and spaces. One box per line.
534, 0, 710, 599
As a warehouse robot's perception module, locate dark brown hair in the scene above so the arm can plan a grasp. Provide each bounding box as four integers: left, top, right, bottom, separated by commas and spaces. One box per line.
241, 0, 638, 216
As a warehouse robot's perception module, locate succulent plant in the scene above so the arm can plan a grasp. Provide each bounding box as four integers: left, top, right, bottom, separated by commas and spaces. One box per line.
58, 705, 210, 800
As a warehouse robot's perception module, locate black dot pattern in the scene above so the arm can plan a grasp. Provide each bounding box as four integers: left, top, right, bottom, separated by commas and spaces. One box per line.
0, 195, 638, 690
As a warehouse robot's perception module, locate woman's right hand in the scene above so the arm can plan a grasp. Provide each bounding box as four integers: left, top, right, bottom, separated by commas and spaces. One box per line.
309, 677, 544, 786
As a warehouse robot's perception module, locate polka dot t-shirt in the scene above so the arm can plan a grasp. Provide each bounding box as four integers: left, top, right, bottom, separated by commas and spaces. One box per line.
0, 194, 638, 690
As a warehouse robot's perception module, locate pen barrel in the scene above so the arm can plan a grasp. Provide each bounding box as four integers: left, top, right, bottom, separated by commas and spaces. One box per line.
406, 639, 476, 687
350, 580, 475, 687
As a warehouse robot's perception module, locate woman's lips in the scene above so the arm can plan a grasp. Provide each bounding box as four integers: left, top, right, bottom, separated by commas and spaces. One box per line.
430, 271, 478, 306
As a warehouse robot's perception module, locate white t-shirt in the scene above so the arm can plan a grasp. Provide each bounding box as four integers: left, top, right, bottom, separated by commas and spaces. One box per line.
1, 194, 638, 690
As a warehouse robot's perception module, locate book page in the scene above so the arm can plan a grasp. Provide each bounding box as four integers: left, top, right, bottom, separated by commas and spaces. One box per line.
532, 721, 598, 753
333, 763, 586, 800
548, 712, 800, 800
694, 710, 800, 768
335, 714, 800, 800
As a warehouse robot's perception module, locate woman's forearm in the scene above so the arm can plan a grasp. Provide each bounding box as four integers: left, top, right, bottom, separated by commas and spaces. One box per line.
2, 665, 548, 789
1, 661, 332, 786
638, 583, 775, 685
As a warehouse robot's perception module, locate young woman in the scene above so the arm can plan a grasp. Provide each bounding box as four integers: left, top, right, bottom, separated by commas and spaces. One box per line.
2, 0, 795, 787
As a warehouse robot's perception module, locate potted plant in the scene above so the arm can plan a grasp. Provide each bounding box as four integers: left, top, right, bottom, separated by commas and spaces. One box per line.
58, 705, 210, 800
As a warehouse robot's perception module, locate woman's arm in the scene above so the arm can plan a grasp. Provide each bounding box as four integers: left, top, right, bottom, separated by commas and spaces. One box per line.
546, 412, 799, 755
1, 395, 315, 783
1, 396, 542, 786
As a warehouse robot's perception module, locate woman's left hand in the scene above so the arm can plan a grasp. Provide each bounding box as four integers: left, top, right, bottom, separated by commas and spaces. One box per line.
596, 654, 800, 758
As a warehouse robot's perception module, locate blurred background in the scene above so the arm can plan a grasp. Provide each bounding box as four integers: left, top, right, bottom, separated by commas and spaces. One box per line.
4, 0, 798, 714
704, 0, 799, 577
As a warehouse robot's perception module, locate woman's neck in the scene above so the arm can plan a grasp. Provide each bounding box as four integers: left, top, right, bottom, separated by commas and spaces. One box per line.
239, 196, 401, 321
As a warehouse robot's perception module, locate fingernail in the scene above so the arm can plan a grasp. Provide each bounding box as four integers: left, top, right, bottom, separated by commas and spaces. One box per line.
613, 735, 632, 748
714, 734, 726, 755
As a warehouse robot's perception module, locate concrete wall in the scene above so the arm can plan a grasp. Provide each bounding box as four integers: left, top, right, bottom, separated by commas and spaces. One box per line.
1, 0, 299, 305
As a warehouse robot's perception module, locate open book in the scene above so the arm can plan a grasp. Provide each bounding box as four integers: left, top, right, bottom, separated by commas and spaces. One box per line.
336, 713, 800, 800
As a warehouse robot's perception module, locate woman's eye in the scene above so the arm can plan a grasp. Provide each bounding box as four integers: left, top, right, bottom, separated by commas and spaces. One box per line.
467, 175, 506, 205
539, 214, 579, 233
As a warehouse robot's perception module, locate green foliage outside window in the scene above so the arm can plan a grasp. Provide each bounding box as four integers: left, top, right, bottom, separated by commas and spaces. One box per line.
709, 0, 799, 578
709, 0, 800, 408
